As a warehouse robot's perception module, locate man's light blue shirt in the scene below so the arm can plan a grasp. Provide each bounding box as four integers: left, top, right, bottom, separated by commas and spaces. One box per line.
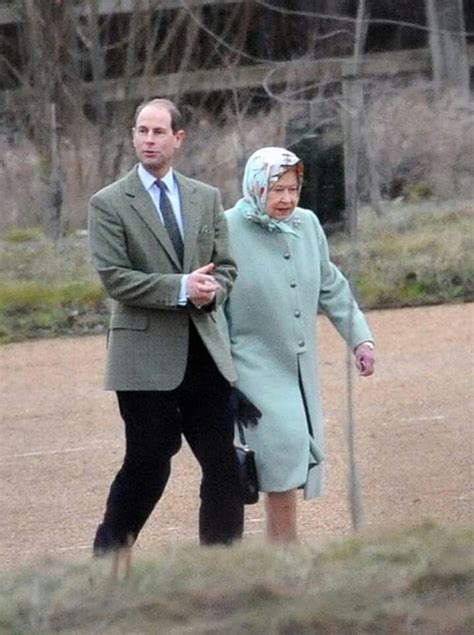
138, 163, 188, 304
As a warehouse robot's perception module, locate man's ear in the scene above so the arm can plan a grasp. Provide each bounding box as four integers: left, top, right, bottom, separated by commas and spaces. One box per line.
176, 130, 186, 145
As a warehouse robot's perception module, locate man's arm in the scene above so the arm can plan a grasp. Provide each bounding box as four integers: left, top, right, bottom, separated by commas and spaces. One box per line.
190, 188, 237, 311
88, 195, 183, 309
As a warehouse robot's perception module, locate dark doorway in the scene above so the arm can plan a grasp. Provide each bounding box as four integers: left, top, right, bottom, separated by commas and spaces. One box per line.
289, 138, 345, 230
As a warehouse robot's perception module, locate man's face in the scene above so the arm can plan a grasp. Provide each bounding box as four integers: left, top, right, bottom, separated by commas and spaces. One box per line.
132, 105, 184, 177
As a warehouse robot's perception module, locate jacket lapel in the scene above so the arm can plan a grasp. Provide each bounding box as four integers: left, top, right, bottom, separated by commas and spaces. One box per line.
123, 166, 181, 269
175, 172, 201, 272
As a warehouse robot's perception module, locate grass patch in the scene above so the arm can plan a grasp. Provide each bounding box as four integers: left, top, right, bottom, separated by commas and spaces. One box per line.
3, 226, 46, 243
0, 235, 108, 342
0, 281, 103, 310
0, 280, 108, 343
329, 201, 474, 309
0, 522, 472, 634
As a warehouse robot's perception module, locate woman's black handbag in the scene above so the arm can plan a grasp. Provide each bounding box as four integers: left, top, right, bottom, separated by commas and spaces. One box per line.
231, 388, 261, 505
230, 387, 262, 505
235, 439, 259, 505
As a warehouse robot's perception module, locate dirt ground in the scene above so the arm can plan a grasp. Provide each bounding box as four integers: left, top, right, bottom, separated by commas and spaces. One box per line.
1, 303, 473, 571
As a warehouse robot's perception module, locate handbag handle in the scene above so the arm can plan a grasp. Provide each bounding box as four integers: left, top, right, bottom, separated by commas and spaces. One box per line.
236, 419, 247, 447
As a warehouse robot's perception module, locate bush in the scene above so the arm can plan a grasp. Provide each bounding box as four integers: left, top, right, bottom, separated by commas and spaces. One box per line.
366, 84, 474, 201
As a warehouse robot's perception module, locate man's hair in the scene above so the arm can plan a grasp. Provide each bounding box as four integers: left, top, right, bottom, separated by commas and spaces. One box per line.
133, 98, 184, 133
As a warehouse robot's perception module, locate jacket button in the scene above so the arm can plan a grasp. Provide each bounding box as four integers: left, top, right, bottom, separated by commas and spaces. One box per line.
283, 252, 291, 259
294, 310, 301, 318
290, 281, 297, 288
298, 339, 305, 347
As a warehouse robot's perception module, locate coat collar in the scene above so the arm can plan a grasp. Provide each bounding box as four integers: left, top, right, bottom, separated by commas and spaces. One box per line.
123, 165, 201, 271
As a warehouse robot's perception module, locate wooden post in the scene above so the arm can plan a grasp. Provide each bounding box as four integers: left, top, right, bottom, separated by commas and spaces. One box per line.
341, 76, 363, 240
44, 103, 63, 241
363, 109, 384, 217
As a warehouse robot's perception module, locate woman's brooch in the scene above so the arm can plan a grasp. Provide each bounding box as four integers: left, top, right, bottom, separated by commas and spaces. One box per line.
291, 215, 302, 230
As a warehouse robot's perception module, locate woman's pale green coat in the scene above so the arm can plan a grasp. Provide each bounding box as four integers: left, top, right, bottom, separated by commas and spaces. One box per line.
223, 206, 373, 499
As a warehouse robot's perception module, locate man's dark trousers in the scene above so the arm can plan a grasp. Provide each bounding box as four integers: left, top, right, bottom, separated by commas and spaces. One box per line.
93, 323, 244, 552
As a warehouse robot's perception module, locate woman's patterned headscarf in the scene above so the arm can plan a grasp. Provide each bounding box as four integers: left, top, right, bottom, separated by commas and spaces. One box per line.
234, 147, 304, 235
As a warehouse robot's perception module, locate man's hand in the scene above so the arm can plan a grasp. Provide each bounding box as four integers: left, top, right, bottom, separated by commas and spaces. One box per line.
355, 343, 375, 377
186, 263, 221, 307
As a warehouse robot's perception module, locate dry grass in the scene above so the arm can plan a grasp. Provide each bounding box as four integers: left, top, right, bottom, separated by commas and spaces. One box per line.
329, 200, 474, 308
0, 522, 472, 634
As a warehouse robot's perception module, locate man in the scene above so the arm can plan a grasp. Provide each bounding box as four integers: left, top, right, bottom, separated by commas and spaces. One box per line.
88, 98, 243, 554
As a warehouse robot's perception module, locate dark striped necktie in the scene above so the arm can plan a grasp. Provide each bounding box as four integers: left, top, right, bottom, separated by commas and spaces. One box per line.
156, 180, 183, 264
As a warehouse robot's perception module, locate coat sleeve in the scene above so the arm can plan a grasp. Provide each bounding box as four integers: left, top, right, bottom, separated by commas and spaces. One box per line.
88, 192, 183, 310
201, 188, 238, 311
315, 216, 374, 348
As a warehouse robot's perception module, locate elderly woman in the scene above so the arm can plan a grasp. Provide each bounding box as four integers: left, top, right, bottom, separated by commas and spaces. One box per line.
223, 147, 375, 543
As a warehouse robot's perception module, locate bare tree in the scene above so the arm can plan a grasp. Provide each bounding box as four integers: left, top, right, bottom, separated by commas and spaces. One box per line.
6, 1, 80, 237
0, 0, 472, 233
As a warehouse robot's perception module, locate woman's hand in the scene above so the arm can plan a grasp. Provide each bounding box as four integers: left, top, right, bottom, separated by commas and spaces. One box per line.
230, 387, 262, 428
355, 342, 375, 377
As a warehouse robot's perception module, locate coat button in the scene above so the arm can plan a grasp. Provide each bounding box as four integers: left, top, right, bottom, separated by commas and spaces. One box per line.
298, 339, 305, 347
294, 310, 301, 318
290, 281, 297, 288
283, 252, 291, 259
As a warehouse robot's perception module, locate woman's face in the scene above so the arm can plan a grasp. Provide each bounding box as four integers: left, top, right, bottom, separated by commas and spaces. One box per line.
266, 169, 299, 220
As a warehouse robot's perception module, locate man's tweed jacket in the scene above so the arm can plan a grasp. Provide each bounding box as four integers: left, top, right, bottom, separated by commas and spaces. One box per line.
88, 165, 238, 390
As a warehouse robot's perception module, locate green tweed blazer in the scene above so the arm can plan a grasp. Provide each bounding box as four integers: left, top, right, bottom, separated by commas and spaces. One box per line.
88, 165, 238, 390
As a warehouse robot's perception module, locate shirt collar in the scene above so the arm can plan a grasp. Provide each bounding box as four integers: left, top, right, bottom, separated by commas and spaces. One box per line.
138, 163, 176, 193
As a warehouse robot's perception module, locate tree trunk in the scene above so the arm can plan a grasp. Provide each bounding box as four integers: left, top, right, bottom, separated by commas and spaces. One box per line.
425, 0, 470, 98
43, 103, 63, 240
342, 0, 368, 236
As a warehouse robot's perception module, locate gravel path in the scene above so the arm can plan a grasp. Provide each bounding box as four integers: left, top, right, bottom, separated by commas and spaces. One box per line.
1, 303, 473, 569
